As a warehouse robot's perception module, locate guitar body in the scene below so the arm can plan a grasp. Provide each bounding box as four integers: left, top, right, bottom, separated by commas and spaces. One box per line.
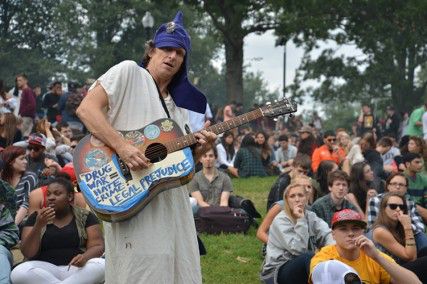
73, 118, 195, 222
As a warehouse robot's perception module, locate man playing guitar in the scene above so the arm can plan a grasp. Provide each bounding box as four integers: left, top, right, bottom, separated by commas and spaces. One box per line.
76, 11, 215, 284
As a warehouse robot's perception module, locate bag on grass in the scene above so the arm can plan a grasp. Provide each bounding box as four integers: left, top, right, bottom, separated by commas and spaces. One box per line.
229, 195, 261, 219
195, 206, 251, 235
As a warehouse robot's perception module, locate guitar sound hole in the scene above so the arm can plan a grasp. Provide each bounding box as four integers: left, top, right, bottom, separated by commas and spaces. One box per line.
145, 143, 168, 163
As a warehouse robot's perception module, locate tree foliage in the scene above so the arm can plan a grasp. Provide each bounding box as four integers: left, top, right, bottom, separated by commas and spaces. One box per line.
273, 0, 427, 112
187, 0, 277, 105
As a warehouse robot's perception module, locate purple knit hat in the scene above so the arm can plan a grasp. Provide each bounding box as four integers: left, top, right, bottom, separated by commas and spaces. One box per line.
144, 11, 206, 114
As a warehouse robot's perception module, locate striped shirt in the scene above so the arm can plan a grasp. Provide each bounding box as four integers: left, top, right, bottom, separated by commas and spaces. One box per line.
15, 171, 38, 209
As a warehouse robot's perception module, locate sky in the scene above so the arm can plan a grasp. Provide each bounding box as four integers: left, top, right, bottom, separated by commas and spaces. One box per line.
244, 30, 303, 96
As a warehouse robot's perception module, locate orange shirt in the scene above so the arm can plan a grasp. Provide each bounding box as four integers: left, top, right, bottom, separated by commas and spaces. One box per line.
310, 245, 394, 284
311, 145, 346, 172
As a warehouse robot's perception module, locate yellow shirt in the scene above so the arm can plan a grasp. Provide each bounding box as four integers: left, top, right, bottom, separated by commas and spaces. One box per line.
310, 245, 395, 284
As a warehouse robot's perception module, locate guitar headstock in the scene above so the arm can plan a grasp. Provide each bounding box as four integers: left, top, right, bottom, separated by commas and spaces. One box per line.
261, 98, 297, 118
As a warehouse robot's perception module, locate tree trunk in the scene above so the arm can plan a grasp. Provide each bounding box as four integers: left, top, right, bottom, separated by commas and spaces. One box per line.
224, 37, 244, 104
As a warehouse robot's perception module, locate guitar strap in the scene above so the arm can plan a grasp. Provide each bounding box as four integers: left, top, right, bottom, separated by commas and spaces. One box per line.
145, 68, 171, 119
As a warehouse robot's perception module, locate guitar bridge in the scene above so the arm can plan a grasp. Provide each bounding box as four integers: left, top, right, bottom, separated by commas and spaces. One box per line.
118, 159, 132, 182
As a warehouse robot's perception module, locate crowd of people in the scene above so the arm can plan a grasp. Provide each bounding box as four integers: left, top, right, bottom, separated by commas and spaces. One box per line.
2, 11, 427, 284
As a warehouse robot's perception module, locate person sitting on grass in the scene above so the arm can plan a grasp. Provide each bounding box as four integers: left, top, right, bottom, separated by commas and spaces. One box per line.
311, 170, 357, 227
233, 134, 267, 178
266, 153, 312, 211
257, 174, 317, 245
189, 146, 260, 220
11, 177, 105, 284
309, 209, 421, 284
28, 163, 87, 215
367, 172, 427, 254
1, 145, 38, 225
260, 183, 334, 284
369, 192, 427, 283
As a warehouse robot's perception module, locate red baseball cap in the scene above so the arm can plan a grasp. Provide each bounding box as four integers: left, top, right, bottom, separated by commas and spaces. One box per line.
331, 209, 366, 229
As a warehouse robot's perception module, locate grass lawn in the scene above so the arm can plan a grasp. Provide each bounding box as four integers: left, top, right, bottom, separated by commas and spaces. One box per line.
200, 176, 276, 284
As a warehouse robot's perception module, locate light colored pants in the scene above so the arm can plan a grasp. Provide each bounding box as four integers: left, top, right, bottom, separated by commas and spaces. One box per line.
11, 258, 105, 284
0, 245, 13, 284
20, 117, 34, 138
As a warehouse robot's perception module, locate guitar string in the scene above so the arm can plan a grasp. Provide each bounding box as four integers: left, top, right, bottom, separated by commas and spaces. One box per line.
124, 107, 290, 158
133, 113, 258, 157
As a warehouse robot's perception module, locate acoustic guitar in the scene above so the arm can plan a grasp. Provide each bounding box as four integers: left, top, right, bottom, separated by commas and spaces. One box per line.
73, 98, 297, 222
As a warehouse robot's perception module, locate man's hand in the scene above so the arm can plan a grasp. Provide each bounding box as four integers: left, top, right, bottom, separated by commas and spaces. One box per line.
354, 235, 379, 260
193, 121, 217, 160
116, 141, 151, 171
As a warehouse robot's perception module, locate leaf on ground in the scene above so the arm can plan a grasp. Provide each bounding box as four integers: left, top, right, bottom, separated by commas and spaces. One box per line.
236, 256, 250, 263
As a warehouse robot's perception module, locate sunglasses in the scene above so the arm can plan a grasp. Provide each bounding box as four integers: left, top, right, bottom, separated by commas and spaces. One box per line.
387, 203, 407, 211
327, 138, 336, 142
28, 146, 43, 152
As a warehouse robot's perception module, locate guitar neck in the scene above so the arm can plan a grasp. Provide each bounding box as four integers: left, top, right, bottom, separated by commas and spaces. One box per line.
165, 108, 263, 153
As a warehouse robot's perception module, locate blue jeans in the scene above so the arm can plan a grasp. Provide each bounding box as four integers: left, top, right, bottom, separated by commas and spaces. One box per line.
0, 245, 12, 284
263, 252, 315, 284
277, 252, 314, 284
415, 231, 427, 252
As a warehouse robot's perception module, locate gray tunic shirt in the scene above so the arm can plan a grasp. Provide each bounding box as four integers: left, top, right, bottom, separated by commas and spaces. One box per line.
97, 61, 201, 284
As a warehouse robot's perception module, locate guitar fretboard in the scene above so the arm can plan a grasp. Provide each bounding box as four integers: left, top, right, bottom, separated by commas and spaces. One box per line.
165, 108, 263, 153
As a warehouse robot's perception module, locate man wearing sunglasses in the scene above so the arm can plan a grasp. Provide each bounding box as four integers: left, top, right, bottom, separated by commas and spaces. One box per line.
26, 133, 61, 186
310, 209, 421, 284
311, 130, 346, 173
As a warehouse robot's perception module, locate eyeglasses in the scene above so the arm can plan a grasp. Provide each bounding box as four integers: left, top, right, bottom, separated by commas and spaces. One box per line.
327, 138, 336, 142
27, 146, 43, 152
389, 182, 407, 188
387, 203, 407, 211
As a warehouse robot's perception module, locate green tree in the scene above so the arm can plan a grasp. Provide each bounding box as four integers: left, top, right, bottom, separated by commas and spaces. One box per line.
273, 0, 427, 112
0, 0, 65, 88
187, 0, 277, 105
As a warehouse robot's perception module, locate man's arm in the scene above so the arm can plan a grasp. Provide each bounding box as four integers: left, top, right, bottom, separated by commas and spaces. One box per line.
355, 235, 421, 284
219, 191, 230, 207
76, 83, 150, 171
190, 191, 210, 207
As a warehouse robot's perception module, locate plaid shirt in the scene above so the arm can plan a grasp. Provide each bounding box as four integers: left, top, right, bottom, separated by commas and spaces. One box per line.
367, 193, 425, 233
0, 204, 19, 249
311, 194, 357, 227
233, 148, 267, 178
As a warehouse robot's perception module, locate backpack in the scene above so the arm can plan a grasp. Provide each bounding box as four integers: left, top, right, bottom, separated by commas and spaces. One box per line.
65, 92, 84, 116
195, 206, 251, 235
266, 173, 291, 212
